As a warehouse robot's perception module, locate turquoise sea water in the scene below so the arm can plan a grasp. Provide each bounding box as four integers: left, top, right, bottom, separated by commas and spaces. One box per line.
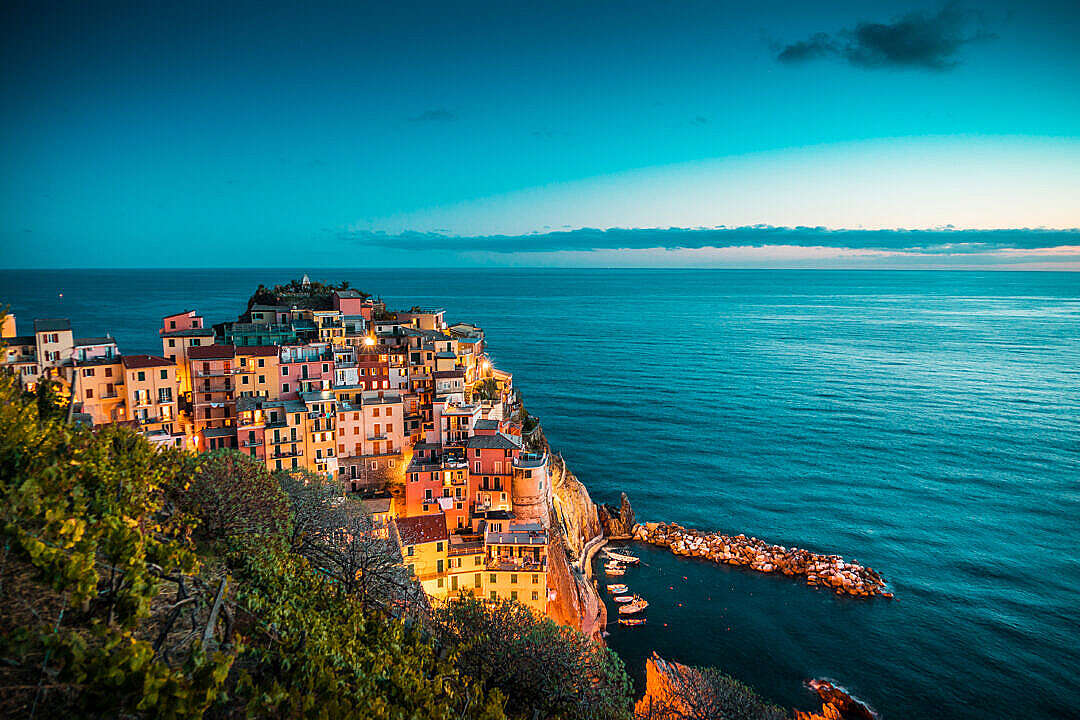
3, 269, 1078, 719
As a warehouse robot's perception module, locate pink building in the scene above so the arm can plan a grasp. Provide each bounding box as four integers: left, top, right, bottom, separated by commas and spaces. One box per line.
161, 310, 205, 334
278, 344, 333, 400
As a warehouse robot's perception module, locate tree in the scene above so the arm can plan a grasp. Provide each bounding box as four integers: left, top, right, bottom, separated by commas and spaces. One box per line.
432, 595, 634, 720
174, 450, 289, 544
276, 467, 348, 552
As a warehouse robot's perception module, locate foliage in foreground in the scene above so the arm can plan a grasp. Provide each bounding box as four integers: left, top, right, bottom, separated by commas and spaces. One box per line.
433, 595, 634, 720
0, 372, 502, 719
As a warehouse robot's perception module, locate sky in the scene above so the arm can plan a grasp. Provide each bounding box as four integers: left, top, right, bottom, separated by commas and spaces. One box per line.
1, 0, 1079, 269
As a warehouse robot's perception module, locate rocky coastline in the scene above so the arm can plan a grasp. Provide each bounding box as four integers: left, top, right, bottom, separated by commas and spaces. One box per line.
630, 521, 892, 599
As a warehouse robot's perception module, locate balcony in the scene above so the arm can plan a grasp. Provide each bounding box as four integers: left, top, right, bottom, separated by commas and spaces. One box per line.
270, 450, 302, 459
195, 369, 234, 377
268, 435, 299, 445
486, 558, 547, 573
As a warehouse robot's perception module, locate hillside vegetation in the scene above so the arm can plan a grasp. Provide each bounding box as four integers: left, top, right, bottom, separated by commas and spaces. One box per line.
0, 373, 632, 719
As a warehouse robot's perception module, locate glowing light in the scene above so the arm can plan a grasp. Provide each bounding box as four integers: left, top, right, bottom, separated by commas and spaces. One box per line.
363, 336, 376, 346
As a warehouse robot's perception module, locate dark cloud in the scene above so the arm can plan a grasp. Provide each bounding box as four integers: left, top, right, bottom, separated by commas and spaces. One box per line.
345, 226, 1079, 255
408, 108, 457, 123
777, 6, 994, 70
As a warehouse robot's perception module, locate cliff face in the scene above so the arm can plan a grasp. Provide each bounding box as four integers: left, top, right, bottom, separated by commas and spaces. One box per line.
547, 452, 603, 557
538, 441, 606, 639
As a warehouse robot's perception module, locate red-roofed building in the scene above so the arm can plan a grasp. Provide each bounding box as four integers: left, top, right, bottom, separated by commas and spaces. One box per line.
395, 512, 450, 596
188, 344, 238, 446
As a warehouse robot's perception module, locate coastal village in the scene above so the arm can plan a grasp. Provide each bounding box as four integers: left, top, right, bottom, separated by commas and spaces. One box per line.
1, 278, 562, 616
1, 277, 888, 719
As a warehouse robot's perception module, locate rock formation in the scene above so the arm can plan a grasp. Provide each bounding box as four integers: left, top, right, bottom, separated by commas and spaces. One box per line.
794, 679, 878, 720
598, 492, 635, 538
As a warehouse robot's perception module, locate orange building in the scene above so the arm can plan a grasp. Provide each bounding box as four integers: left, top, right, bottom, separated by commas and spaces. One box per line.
120, 355, 181, 446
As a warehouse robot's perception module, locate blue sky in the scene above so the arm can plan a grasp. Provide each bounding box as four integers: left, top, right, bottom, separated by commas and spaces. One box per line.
1, 0, 1079, 268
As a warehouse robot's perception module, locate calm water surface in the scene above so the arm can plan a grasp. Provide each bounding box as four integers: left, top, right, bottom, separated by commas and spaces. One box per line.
3, 269, 1078, 719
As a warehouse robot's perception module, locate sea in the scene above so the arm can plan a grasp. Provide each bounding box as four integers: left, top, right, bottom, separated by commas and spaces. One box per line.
2, 268, 1078, 719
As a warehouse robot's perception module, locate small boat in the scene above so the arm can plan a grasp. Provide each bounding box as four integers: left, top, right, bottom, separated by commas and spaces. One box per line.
618, 617, 646, 626
604, 551, 640, 564
605, 566, 625, 576
618, 597, 649, 615
607, 584, 628, 594
613, 595, 635, 603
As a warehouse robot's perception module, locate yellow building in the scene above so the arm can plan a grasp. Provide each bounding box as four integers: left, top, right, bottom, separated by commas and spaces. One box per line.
483, 522, 548, 614
236, 345, 280, 399
120, 355, 181, 443
260, 398, 310, 473
65, 357, 125, 425
396, 514, 450, 597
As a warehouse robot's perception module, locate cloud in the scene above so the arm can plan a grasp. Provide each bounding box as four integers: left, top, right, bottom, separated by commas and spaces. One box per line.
777, 5, 993, 70
408, 108, 457, 123
344, 226, 1080, 256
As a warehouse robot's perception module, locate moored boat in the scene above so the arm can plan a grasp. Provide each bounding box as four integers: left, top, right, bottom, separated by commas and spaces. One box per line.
605, 566, 625, 576
618, 617, 646, 626
618, 596, 649, 614
604, 551, 640, 564
613, 595, 634, 603
607, 584, 628, 594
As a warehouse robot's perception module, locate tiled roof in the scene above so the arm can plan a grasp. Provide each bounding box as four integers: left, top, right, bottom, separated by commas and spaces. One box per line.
465, 432, 522, 450
7, 335, 35, 345
396, 514, 448, 546
34, 319, 71, 333
334, 289, 367, 298
188, 344, 236, 359
122, 354, 174, 369
433, 369, 464, 378
236, 344, 278, 356
474, 419, 500, 430
74, 336, 115, 346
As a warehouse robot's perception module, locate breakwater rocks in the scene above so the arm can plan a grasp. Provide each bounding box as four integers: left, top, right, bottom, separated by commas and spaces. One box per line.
632, 522, 892, 599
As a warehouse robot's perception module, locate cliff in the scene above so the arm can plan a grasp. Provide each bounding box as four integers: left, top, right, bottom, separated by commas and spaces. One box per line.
531, 427, 606, 639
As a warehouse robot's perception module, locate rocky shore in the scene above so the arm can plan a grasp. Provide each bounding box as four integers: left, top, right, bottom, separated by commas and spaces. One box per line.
631, 522, 892, 599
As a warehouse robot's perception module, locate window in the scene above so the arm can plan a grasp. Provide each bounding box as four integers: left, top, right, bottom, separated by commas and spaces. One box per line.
282, 383, 289, 393
104, 367, 112, 377
475, 573, 482, 587
242, 375, 249, 384
281, 366, 289, 376
474, 556, 482, 566
322, 363, 329, 373
158, 388, 172, 403
489, 574, 497, 584
408, 564, 415, 576
258, 375, 265, 383
510, 591, 518, 601
160, 369, 168, 380
137, 371, 146, 381
531, 591, 539, 601
169, 320, 176, 329
490, 591, 497, 601
532, 574, 539, 584
436, 542, 444, 552
168, 338, 176, 348
258, 358, 265, 368
407, 546, 414, 556
437, 559, 444, 573
437, 577, 444, 588
386, 407, 392, 416
191, 339, 200, 346
510, 574, 517, 584
85, 388, 94, 399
